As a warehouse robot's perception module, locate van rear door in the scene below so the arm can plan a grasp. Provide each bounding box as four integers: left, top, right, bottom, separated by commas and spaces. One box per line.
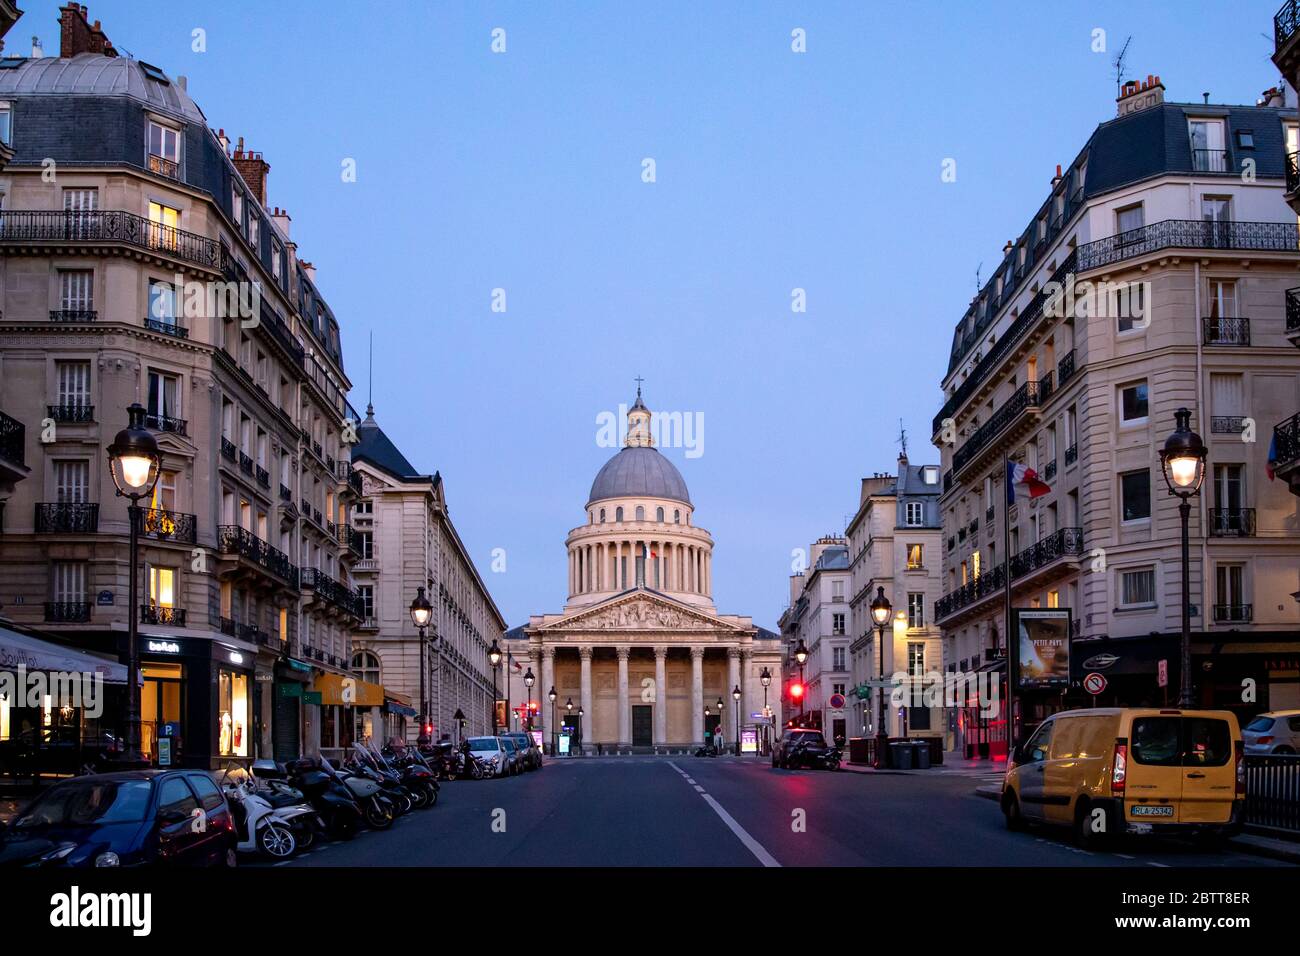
1178, 715, 1236, 824
1127, 715, 1184, 823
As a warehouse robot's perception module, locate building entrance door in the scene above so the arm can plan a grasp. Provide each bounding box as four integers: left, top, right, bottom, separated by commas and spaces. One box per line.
631, 705, 652, 746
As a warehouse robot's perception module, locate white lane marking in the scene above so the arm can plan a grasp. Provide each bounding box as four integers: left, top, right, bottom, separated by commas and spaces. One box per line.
686, 778, 697, 784
667, 761, 781, 868
1147, 861, 1170, 867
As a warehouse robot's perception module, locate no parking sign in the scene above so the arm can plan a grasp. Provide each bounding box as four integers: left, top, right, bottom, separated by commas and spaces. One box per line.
1083, 672, 1107, 696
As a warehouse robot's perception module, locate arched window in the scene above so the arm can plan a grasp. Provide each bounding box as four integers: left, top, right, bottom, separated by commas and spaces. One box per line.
616, 506, 624, 522
599, 508, 606, 523
635, 505, 645, 522
674, 509, 680, 524
656, 506, 665, 522
352, 650, 381, 685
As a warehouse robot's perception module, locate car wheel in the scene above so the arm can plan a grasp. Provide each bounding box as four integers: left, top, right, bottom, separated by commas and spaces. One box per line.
1275, 745, 1296, 755
258, 823, 297, 858
223, 846, 238, 868
1002, 792, 1025, 832
1074, 800, 1111, 850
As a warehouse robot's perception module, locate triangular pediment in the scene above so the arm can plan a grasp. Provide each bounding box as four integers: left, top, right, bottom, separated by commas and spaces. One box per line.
538, 590, 738, 633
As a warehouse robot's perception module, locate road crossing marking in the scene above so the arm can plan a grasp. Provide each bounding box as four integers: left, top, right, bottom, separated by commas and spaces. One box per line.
667, 760, 781, 868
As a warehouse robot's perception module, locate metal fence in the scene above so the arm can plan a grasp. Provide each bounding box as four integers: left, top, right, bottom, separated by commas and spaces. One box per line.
1243, 754, 1300, 833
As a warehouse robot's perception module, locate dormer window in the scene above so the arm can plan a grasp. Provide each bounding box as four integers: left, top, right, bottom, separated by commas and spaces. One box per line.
147, 119, 181, 179
0, 102, 11, 146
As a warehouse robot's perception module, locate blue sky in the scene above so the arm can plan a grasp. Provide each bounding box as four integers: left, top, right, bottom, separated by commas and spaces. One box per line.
21, 0, 1289, 627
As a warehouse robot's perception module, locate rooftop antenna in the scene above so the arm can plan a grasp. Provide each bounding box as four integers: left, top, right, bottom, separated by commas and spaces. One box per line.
367, 330, 373, 413
1113, 35, 1132, 97
974, 261, 982, 293
897, 418, 908, 458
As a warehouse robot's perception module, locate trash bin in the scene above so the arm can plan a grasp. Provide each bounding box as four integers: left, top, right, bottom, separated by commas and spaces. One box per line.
912, 740, 931, 769
889, 741, 912, 770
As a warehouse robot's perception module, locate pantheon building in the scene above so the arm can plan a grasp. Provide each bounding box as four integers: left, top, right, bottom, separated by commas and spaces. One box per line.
505, 391, 783, 753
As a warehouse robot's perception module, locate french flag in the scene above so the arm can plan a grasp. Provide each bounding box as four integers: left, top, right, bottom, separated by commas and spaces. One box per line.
1007, 461, 1051, 503
1266, 432, 1278, 482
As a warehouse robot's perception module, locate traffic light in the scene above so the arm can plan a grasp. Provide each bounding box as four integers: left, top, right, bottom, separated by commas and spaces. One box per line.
789, 681, 804, 702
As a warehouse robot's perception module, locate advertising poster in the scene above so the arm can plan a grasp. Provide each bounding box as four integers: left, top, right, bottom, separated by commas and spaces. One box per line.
1016, 608, 1071, 688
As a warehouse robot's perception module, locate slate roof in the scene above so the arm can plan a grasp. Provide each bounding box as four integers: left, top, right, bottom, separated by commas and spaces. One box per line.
351, 405, 434, 483
0, 53, 204, 124
588, 446, 691, 506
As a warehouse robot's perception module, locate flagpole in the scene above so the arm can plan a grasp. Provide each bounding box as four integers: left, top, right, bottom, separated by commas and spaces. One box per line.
1003, 451, 1018, 759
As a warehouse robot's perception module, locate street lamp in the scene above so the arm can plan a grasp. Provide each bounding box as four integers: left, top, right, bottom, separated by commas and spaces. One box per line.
759, 666, 772, 755
488, 639, 502, 734
1159, 407, 1208, 710
793, 639, 808, 725
732, 684, 742, 756
409, 586, 433, 742
870, 586, 892, 769
523, 667, 535, 737
453, 708, 466, 745
107, 403, 161, 766
548, 686, 557, 755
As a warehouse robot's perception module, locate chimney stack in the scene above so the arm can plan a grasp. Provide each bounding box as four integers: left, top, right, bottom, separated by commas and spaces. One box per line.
230, 135, 271, 206
271, 206, 292, 241
1116, 74, 1165, 117
299, 260, 316, 283
59, 4, 116, 58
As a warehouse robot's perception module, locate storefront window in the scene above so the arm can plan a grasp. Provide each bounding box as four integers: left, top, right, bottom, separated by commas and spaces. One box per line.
141, 662, 183, 764
218, 668, 250, 757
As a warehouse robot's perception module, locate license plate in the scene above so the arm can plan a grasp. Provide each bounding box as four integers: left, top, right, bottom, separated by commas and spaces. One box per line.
1130, 804, 1174, 817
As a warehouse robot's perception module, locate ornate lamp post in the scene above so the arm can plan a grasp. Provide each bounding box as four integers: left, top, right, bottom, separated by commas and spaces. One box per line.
453, 708, 466, 746
107, 403, 161, 766
759, 666, 772, 755
870, 586, 892, 769
548, 686, 557, 755
732, 684, 742, 755
488, 639, 502, 734
523, 667, 535, 735
409, 586, 433, 741
793, 639, 808, 725
1159, 408, 1208, 709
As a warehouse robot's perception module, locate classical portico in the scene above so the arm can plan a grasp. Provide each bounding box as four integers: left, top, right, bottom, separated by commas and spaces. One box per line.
506, 388, 782, 752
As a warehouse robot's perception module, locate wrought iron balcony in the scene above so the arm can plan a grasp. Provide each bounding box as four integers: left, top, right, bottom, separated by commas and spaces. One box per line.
1289, 151, 1300, 195
35, 502, 98, 533
935, 563, 1007, 622
216, 525, 299, 586
1065, 443, 1078, 466
256, 465, 270, 489
221, 437, 237, 462
1211, 416, 1247, 435
1042, 458, 1057, 481
1208, 508, 1256, 537
279, 483, 292, 503
1191, 149, 1231, 174
1056, 349, 1076, 388
1287, 287, 1300, 341
145, 412, 187, 436
46, 404, 94, 423
1203, 317, 1250, 346
1213, 604, 1253, 624
301, 567, 363, 618
1076, 219, 1299, 273
0, 210, 227, 272
146, 153, 180, 180
144, 317, 189, 338
49, 309, 97, 322
219, 616, 272, 645
0, 411, 24, 468
326, 519, 338, 538
239, 452, 254, 476
1277, 0, 1300, 51
1009, 527, 1084, 580
951, 378, 1047, 476
985, 506, 995, 523
1273, 412, 1300, 484
969, 518, 979, 535
338, 523, 361, 557
139, 507, 197, 544
44, 601, 91, 623
140, 605, 187, 626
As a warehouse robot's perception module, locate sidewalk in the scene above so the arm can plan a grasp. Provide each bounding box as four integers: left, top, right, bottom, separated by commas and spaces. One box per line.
843, 759, 1006, 778
973, 783, 1300, 863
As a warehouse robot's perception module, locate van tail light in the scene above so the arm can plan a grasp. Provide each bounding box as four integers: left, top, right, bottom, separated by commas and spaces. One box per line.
1111, 739, 1127, 796
1256, 736, 1274, 746
1234, 740, 1245, 798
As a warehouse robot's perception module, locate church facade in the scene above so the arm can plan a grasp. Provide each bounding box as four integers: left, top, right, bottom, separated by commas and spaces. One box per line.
505, 391, 783, 752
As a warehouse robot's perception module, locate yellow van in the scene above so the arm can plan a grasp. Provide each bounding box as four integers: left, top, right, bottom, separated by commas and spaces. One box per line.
1001, 707, 1243, 847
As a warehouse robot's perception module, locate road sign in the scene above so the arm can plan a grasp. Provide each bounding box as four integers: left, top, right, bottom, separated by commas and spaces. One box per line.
1157, 659, 1168, 688
1083, 672, 1107, 696
828, 693, 846, 709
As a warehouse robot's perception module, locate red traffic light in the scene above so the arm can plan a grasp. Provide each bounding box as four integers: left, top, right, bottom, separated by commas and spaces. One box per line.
790, 682, 804, 700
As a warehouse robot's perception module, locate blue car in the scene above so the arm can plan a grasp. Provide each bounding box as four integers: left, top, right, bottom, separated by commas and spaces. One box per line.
0, 770, 236, 867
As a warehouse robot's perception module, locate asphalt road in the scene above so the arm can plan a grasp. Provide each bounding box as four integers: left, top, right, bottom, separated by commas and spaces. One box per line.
265, 757, 1292, 868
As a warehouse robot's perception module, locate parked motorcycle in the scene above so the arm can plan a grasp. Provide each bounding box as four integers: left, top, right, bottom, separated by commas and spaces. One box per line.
247, 761, 324, 849
785, 740, 842, 771
219, 767, 315, 859
283, 757, 364, 840
381, 743, 440, 808
322, 756, 395, 830
694, 745, 719, 757
346, 747, 413, 816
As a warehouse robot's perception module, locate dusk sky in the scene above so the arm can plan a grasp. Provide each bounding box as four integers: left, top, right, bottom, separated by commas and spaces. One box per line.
22, 0, 1288, 628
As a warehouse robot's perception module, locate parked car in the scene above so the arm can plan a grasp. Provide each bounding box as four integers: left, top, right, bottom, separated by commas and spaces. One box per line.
0, 770, 237, 867
771, 729, 834, 769
503, 732, 542, 771
498, 735, 523, 776
465, 736, 509, 777
1001, 707, 1244, 848
1243, 710, 1300, 754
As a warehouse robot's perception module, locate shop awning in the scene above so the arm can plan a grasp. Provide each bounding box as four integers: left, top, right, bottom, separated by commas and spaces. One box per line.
0, 624, 128, 684
313, 672, 384, 707
385, 699, 417, 717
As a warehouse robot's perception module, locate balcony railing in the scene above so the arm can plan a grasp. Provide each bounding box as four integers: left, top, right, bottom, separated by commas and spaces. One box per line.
255, 465, 270, 489
935, 563, 1007, 621
239, 452, 254, 476
1211, 416, 1247, 434
1043, 458, 1057, 481
144, 317, 189, 338
35, 502, 98, 533
46, 404, 94, 423
1287, 287, 1300, 335
951, 379, 1046, 475
139, 507, 197, 544
1274, 412, 1300, 475
280, 483, 293, 503
0, 210, 227, 272
219, 616, 271, 646
0, 411, 23, 467
221, 437, 237, 462
1076, 219, 1300, 273
1288, 151, 1300, 195
146, 153, 180, 180
1213, 604, 1253, 624
985, 506, 995, 523
1009, 527, 1084, 580
216, 525, 298, 585
301, 567, 363, 618
1276, 0, 1300, 50
49, 309, 97, 322
44, 601, 91, 623
140, 605, 187, 626
1056, 349, 1076, 388
1191, 148, 1231, 174
1208, 508, 1256, 537
1203, 317, 1251, 346
145, 412, 187, 437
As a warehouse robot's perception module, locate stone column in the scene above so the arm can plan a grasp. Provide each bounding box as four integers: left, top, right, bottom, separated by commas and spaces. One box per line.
654, 645, 668, 749
741, 648, 753, 750
690, 646, 705, 747
541, 647, 555, 754
579, 645, 593, 751
616, 646, 630, 749
726, 647, 741, 751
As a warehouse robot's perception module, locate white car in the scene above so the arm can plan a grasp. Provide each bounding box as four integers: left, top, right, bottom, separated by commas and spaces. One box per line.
1243, 710, 1300, 754
465, 736, 508, 777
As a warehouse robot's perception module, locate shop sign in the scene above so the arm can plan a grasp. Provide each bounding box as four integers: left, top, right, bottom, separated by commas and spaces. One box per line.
1016, 608, 1071, 689
96, 590, 114, 606
146, 639, 181, 654
278, 682, 303, 698
228, 651, 245, 665
302, 691, 322, 706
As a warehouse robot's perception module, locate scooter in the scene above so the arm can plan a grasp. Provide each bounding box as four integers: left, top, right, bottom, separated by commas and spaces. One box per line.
248, 761, 326, 848
348, 746, 414, 814
220, 767, 315, 859
694, 744, 719, 757
284, 757, 364, 840
323, 757, 395, 830
382, 744, 440, 808
785, 740, 842, 771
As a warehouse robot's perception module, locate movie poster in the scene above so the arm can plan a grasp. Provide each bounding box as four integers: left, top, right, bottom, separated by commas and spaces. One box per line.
1016, 608, 1071, 688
